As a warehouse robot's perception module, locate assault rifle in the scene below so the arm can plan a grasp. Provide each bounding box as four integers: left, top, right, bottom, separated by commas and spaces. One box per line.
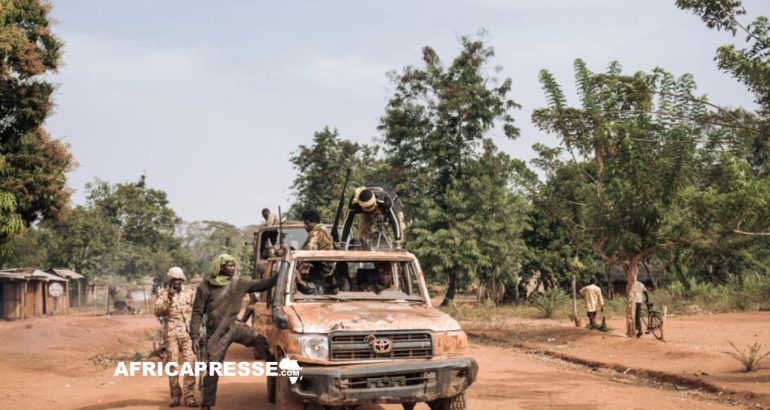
197, 317, 208, 395
149, 316, 167, 359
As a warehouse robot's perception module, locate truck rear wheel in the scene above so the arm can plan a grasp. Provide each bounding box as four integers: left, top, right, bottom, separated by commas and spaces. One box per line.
428, 393, 466, 410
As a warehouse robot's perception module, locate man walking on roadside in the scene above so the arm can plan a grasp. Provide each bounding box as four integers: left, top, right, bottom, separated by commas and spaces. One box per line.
154, 267, 198, 408
579, 278, 604, 329
189, 254, 278, 409
633, 279, 649, 337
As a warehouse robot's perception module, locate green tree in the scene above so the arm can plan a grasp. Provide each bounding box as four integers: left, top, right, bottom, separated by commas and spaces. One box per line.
525, 150, 602, 323
676, 0, 770, 115
179, 220, 253, 279
4, 176, 184, 280
379, 36, 521, 305
533, 60, 707, 336
83, 176, 182, 279
671, 1, 770, 284
289, 126, 382, 222
0, 0, 73, 244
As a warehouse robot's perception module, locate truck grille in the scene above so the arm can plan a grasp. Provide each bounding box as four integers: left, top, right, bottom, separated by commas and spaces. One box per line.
341, 371, 437, 390
330, 331, 433, 361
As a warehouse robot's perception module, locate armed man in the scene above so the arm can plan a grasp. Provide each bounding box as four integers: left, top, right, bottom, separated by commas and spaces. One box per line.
189, 254, 278, 409
154, 266, 198, 408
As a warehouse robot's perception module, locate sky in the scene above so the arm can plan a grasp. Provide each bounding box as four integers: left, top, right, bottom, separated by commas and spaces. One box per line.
45, 0, 769, 227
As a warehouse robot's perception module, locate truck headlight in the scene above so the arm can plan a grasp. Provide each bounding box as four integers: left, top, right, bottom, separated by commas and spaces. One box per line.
432, 330, 469, 356
299, 334, 329, 360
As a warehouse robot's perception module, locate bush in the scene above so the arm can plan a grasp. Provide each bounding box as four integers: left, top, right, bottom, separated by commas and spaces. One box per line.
724, 341, 770, 372
531, 288, 567, 319
654, 273, 770, 314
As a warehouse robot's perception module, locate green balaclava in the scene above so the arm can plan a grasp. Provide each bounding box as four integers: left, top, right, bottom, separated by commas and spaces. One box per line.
208, 253, 237, 287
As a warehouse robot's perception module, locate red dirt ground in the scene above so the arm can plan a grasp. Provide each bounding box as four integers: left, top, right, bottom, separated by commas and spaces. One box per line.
0, 310, 766, 409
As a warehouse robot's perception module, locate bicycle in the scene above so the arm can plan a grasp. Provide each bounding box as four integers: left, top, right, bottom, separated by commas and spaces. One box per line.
640, 302, 665, 340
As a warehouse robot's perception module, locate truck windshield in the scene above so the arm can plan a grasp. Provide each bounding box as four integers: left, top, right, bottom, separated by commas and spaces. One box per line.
259, 227, 308, 259
291, 260, 425, 302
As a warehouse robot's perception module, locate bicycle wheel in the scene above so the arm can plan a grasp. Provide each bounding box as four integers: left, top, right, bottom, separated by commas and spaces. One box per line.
649, 311, 664, 340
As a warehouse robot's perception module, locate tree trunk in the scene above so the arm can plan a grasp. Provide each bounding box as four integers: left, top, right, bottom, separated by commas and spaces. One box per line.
624, 254, 644, 337
571, 268, 580, 327
441, 271, 457, 307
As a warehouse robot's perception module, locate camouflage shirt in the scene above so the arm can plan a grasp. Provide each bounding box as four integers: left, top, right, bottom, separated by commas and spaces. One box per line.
154, 287, 195, 338
302, 223, 332, 251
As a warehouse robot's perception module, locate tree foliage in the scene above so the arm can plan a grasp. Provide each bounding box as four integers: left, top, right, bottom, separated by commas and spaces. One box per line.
533, 60, 709, 335
378, 36, 526, 305
178, 220, 253, 279
2, 176, 184, 280
0, 0, 73, 240
288, 126, 382, 222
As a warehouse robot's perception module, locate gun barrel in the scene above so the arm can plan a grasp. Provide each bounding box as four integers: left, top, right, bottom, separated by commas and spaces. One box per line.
331, 168, 352, 243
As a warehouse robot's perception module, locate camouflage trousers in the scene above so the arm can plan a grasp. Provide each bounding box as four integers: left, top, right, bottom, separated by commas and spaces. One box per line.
166, 336, 197, 404
202, 321, 260, 407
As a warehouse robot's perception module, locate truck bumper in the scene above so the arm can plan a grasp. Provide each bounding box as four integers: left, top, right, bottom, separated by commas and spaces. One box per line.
289, 357, 478, 406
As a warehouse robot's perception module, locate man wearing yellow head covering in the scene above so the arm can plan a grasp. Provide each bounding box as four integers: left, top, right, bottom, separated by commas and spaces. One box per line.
189, 254, 278, 409
340, 185, 403, 250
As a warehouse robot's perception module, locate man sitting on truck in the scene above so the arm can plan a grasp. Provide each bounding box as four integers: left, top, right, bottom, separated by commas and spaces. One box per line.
365, 262, 397, 293
295, 262, 322, 295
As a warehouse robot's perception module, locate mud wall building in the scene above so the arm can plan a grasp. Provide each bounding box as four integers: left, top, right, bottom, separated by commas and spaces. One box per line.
0, 268, 70, 320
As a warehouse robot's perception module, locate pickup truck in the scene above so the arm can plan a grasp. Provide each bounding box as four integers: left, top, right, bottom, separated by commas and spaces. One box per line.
250, 249, 477, 410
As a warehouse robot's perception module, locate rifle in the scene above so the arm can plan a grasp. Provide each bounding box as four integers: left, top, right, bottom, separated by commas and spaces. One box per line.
150, 316, 167, 359
197, 316, 208, 395
331, 168, 352, 245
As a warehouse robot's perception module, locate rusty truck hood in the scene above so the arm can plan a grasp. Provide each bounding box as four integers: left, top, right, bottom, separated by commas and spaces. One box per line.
290, 301, 461, 333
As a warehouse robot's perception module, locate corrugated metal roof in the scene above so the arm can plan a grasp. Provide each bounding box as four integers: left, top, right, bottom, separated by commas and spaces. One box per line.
0, 268, 68, 282
30, 269, 68, 282
48, 268, 85, 280
0, 270, 28, 280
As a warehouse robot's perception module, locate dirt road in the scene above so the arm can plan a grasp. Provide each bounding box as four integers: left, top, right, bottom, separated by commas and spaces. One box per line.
0, 312, 763, 409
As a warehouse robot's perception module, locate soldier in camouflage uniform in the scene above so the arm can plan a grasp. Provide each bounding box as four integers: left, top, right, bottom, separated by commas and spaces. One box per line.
300, 209, 334, 287
301, 209, 332, 251
154, 267, 198, 408
189, 254, 278, 409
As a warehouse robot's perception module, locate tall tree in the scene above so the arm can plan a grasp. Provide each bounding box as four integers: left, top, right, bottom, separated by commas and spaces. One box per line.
4, 176, 184, 280
178, 220, 252, 279
289, 126, 381, 222
668, 1, 770, 285
379, 36, 521, 305
533, 60, 707, 336
526, 148, 602, 324
0, 0, 73, 247
676, 0, 770, 115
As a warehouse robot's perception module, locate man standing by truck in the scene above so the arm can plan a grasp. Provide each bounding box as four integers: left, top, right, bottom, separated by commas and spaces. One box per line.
154, 267, 198, 408
189, 254, 278, 409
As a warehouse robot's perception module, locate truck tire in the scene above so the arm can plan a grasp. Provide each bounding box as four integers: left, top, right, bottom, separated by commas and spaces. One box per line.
428, 393, 466, 410
267, 373, 276, 404
276, 359, 305, 410
266, 352, 276, 403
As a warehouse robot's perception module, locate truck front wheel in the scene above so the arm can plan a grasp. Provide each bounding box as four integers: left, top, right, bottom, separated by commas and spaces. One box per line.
275, 355, 304, 410
428, 393, 466, 410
